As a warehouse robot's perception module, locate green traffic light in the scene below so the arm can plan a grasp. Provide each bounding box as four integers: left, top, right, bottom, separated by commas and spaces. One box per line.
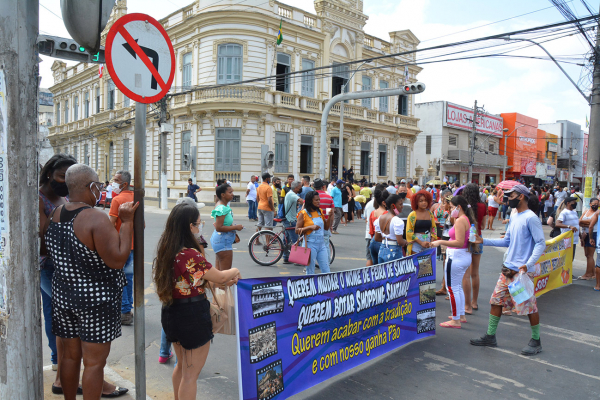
79, 46, 85, 52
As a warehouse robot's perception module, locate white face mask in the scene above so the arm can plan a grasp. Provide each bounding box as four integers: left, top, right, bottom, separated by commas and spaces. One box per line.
192, 221, 205, 239
112, 182, 122, 194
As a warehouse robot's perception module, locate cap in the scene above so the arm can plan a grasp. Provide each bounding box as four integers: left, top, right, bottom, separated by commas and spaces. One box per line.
313, 178, 324, 189
336, 179, 344, 184
400, 179, 406, 183
504, 184, 530, 198
564, 196, 578, 203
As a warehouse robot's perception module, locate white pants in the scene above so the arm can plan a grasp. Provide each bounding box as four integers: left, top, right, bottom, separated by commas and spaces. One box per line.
445, 248, 472, 320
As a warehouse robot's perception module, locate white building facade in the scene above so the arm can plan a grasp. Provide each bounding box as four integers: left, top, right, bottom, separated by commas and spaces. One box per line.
48, 0, 423, 202
539, 120, 584, 184
414, 101, 506, 185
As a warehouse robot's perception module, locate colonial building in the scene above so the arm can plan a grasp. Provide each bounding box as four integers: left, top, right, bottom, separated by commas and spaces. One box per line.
48, 0, 423, 202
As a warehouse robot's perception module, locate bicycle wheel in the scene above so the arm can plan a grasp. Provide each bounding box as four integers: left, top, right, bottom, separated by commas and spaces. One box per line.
329, 239, 335, 265
248, 231, 284, 266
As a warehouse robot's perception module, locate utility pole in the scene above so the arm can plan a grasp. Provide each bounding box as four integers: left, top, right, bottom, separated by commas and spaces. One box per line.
468, 100, 478, 183
568, 141, 573, 192
0, 0, 43, 398
585, 6, 600, 206
159, 98, 169, 210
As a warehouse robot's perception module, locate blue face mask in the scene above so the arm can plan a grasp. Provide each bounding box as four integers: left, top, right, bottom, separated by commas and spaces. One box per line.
90, 183, 102, 206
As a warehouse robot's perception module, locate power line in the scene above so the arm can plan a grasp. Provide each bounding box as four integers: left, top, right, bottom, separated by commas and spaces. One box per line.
167, 14, 599, 97
40, 2, 63, 21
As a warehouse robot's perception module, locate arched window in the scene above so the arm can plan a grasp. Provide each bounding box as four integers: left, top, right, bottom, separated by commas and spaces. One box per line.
217, 44, 242, 84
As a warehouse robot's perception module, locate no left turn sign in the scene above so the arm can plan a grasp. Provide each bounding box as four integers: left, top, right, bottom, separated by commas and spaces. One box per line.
105, 13, 175, 104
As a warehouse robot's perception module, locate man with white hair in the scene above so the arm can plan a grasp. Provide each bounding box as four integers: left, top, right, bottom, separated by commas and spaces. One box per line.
45, 163, 135, 398
109, 170, 136, 326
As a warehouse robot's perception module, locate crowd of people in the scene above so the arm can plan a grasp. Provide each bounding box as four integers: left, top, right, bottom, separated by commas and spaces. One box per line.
38, 154, 598, 399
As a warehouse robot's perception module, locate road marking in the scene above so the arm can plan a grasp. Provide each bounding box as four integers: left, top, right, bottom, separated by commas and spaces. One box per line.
44, 364, 153, 400
489, 347, 600, 382
501, 320, 600, 348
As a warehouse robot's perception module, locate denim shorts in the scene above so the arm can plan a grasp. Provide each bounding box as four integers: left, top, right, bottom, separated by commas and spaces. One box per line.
472, 243, 483, 255
210, 230, 236, 253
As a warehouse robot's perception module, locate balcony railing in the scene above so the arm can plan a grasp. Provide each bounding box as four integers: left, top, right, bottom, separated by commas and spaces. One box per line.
363, 36, 373, 47
216, 171, 241, 183
278, 7, 292, 19
447, 149, 506, 168
192, 85, 269, 104
303, 15, 316, 26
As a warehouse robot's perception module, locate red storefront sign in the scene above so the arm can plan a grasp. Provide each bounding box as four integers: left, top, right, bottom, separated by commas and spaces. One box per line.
520, 159, 537, 176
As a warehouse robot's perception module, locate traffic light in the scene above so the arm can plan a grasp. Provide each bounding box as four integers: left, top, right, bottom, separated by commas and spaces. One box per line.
37, 35, 105, 64
401, 82, 426, 94
263, 151, 275, 170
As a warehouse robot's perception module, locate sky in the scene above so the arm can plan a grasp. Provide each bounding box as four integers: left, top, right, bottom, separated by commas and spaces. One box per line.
38, 0, 598, 131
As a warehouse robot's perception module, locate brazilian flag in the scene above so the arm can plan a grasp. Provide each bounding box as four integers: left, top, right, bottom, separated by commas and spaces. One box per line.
277, 20, 283, 45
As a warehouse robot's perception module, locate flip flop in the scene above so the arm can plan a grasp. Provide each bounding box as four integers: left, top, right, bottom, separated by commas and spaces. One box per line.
472, 306, 479, 310
439, 321, 461, 329
101, 387, 129, 398
435, 290, 448, 296
593, 288, 600, 291
448, 316, 467, 322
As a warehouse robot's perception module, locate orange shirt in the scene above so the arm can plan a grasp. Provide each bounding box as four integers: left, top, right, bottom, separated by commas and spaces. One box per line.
109, 190, 134, 250
257, 182, 274, 211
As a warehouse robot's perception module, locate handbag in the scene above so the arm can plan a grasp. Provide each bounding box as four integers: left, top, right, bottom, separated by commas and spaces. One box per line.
208, 285, 236, 335
234, 233, 240, 243
289, 236, 311, 266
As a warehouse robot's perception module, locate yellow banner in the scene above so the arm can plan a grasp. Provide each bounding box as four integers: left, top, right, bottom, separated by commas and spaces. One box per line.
533, 230, 573, 297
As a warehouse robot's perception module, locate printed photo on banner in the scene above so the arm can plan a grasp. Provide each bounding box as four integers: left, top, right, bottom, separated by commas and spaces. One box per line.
252, 282, 285, 318
417, 308, 436, 334
419, 281, 436, 305
256, 359, 284, 400
417, 255, 433, 278
249, 322, 278, 364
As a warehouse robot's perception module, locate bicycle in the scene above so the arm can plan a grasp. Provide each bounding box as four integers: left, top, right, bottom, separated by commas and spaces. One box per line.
248, 218, 335, 266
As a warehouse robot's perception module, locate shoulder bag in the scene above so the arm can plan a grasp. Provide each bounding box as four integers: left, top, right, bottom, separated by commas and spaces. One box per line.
208, 285, 236, 335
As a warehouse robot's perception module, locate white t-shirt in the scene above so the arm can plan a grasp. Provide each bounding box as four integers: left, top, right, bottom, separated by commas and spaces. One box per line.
364, 199, 375, 239
383, 216, 405, 242
555, 190, 567, 207
487, 195, 499, 208
246, 181, 257, 201
557, 209, 579, 237
544, 194, 554, 207
106, 185, 113, 199
386, 186, 397, 195
327, 183, 334, 195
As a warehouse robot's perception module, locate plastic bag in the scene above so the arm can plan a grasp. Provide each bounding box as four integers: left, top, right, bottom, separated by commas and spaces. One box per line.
209, 285, 236, 335
508, 272, 535, 304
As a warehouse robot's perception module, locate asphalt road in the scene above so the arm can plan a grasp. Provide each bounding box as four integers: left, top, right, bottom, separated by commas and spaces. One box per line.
42, 205, 600, 400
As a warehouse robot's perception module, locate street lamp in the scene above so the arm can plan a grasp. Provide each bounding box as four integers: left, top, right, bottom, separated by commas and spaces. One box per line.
503, 125, 526, 181
338, 61, 369, 181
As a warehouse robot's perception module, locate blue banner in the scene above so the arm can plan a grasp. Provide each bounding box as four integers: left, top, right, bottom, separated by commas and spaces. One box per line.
235, 249, 437, 400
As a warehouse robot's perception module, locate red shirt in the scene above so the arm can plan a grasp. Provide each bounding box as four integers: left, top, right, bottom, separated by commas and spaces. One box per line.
172, 248, 213, 299
316, 190, 334, 220
475, 202, 487, 236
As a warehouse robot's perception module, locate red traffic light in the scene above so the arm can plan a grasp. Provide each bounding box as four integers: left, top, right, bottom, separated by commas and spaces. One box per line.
404, 86, 410, 91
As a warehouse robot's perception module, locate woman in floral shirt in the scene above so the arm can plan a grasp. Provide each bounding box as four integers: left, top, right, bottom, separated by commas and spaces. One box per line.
153, 203, 241, 399
406, 190, 438, 255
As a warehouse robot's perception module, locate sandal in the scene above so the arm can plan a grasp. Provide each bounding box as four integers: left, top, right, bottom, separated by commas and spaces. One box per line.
439, 321, 461, 329
101, 387, 129, 398
435, 290, 448, 296
51, 385, 83, 395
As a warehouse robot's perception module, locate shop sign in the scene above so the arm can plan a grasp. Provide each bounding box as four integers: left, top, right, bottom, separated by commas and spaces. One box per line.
546, 165, 556, 176
520, 159, 537, 176
548, 142, 558, 153
558, 170, 569, 181
460, 165, 488, 173
535, 163, 547, 179
444, 102, 503, 137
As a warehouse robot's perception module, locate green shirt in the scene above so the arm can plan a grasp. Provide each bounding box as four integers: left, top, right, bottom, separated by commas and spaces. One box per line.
211, 204, 233, 226
284, 191, 300, 222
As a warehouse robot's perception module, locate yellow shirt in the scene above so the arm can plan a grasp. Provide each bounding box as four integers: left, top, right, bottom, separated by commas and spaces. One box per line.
359, 187, 371, 198
271, 185, 279, 207
352, 184, 360, 192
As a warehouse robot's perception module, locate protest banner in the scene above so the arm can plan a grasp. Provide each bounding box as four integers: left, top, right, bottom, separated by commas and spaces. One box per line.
235, 249, 437, 400
533, 230, 573, 297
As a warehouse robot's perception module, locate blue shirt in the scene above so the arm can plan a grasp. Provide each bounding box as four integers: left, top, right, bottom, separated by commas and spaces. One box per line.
300, 186, 314, 200
187, 184, 200, 198
330, 187, 342, 208
483, 209, 545, 272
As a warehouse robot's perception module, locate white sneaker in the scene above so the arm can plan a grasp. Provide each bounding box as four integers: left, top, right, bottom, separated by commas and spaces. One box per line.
52, 364, 58, 371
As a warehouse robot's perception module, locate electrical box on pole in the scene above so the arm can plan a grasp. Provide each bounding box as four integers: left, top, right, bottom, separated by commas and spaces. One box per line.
60, 0, 117, 54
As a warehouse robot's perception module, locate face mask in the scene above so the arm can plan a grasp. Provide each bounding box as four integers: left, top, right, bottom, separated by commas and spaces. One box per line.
398, 192, 407, 199
508, 197, 520, 209
194, 231, 203, 240
451, 207, 460, 218
569, 203, 577, 210
393, 207, 400, 216
591, 205, 599, 211
112, 182, 122, 194
90, 183, 101, 206
50, 179, 69, 197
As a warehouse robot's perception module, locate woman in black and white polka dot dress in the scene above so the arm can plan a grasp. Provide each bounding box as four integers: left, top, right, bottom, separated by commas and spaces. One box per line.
44, 164, 137, 399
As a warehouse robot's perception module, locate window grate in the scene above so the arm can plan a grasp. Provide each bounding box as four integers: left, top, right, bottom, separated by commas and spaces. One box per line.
426, 136, 432, 154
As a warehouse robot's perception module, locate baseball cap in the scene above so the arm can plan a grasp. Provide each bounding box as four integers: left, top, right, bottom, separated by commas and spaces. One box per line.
400, 179, 406, 183
504, 184, 530, 198
313, 178, 324, 189
564, 196, 578, 203
336, 179, 344, 184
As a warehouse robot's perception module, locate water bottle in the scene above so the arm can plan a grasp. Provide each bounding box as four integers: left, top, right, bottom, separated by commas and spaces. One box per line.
469, 224, 476, 243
